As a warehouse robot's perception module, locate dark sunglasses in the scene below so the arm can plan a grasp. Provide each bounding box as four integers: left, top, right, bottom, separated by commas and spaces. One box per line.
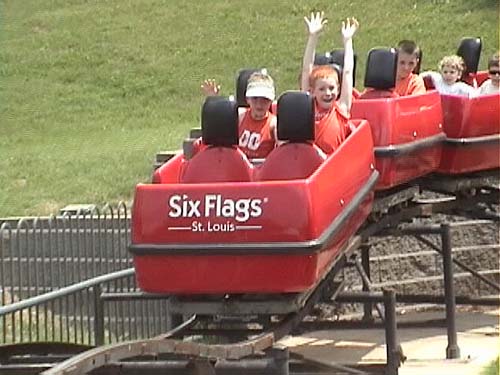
489, 70, 500, 75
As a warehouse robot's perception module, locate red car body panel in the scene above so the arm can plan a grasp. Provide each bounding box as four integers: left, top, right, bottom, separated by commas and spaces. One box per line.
351, 90, 445, 190
131, 120, 377, 294
438, 72, 500, 174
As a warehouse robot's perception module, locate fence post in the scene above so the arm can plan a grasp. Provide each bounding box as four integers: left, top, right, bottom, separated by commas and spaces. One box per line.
440, 224, 460, 359
93, 284, 105, 346
384, 289, 399, 375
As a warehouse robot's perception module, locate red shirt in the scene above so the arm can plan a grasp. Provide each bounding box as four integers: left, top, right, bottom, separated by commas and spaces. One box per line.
395, 73, 426, 96
238, 109, 276, 158
314, 102, 350, 154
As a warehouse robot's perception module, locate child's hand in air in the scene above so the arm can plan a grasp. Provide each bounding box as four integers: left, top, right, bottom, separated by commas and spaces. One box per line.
201, 79, 221, 96
304, 11, 327, 36
341, 17, 359, 42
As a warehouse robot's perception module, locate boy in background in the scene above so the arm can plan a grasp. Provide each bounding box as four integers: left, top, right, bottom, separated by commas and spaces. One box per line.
479, 53, 500, 95
395, 40, 426, 96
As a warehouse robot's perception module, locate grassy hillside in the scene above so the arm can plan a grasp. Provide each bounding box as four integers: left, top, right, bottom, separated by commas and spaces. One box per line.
0, 0, 498, 216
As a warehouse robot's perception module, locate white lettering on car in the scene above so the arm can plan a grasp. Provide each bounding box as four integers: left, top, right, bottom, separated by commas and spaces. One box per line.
167, 194, 266, 231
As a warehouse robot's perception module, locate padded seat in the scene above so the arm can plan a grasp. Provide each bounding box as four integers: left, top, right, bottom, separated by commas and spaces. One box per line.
180, 97, 253, 183
181, 147, 253, 183
423, 75, 435, 90
457, 37, 482, 85
358, 48, 398, 100
256, 91, 326, 181
256, 143, 325, 181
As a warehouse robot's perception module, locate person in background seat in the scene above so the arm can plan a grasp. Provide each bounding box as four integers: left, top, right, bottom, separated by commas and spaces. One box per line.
421, 55, 477, 97
479, 52, 500, 95
394, 40, 426, 96
201, 71, 277, 158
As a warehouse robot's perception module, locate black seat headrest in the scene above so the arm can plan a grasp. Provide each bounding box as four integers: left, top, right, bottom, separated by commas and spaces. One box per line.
314, 50, 357, 87
364, 48, 397, 90
457, 37, 482, 75
277, 91, 315, 142
330, 49, 357, 87
314, 52, 332, 66
236, 68, 264, 107
413, 49, 423, 74
201, 97, 239, 146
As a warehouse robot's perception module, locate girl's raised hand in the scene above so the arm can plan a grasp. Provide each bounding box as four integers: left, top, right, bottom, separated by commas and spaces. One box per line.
341, 17, 359, 41
304, 11, 327, 36
201, 79, 221, 96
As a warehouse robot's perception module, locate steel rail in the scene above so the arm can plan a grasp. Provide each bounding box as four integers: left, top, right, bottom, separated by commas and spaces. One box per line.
0, 268, 135, 317
42, 238, 362, 375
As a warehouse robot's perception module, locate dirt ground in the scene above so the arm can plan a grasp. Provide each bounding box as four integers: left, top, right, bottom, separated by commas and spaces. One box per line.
281, 307, 499, 375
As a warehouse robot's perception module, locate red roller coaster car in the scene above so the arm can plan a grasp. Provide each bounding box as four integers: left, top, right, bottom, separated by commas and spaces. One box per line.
351, 48, 445, 190
438, 70, 500, 174
130, 39, 499, 298
130, 92, 377, 294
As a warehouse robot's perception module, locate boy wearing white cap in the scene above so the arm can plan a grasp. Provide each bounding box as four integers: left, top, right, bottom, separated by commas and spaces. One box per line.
201, 71, 277, 158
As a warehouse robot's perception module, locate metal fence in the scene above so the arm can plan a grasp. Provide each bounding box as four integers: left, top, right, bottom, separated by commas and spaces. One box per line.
0, 204, 171, 345
1, 203, 131, 299
0, 268, 172, 346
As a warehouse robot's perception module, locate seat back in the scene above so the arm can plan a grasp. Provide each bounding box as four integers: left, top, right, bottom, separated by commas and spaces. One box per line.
257, 91, 325, 181
314, 50, 358, 88
423, 74, 435, 90
457, 37, 482, 78
314, 52, 332, 66
359, 48, 398, 99
180, 97, 252, 183
330, 49, 357, 87
413, 49, 423, 74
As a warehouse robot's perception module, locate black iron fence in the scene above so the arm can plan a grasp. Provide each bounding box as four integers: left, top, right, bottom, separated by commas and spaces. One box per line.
0, 204, 171, 345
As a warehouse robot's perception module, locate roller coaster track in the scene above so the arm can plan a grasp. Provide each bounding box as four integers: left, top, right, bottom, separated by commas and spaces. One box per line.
1, 171, 498, 375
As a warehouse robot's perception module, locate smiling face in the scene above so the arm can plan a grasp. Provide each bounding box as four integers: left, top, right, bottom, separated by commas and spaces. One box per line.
311, 75, 339, 110
397, 52, 419, 81
247, 97, 272, 120
440, 64, 461, 85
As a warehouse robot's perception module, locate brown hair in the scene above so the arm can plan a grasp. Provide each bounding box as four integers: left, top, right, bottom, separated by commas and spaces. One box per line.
397, 40, 421, 58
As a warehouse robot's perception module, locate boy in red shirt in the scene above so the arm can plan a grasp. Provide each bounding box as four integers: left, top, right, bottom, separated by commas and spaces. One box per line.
201, 71, 277, 158
300, 12, 358, 154
394, 40, 426, 96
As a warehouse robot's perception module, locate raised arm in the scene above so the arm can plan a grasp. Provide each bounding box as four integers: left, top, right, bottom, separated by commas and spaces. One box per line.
300, 12, 327, 92
338, 17, 359, 114
201, 79, 221, 96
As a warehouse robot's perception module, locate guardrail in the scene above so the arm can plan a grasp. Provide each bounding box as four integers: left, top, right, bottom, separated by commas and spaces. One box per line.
0, 268, 174, 345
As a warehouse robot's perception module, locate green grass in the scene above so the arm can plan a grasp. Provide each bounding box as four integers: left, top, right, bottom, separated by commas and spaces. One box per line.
0, 0, 498, 216
482, 356, 499, 375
